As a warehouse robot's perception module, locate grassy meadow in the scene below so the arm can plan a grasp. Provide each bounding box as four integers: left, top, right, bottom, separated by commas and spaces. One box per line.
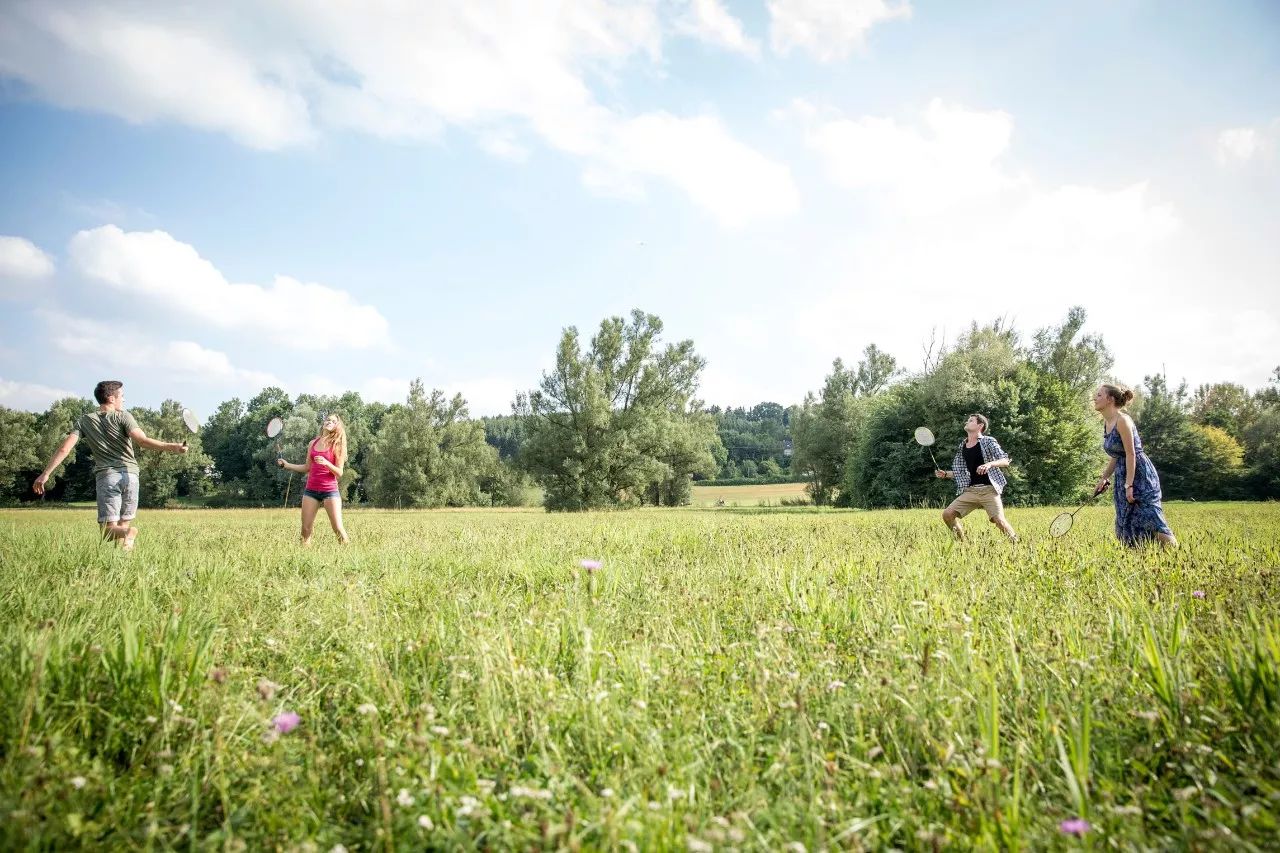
2, 503, 1279, 850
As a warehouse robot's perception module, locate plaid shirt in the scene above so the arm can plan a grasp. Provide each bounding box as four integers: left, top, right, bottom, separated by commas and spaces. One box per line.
951, 434, 1010, 495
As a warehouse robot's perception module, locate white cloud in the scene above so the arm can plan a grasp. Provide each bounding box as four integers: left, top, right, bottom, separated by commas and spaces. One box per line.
41, 310, 279, 389
0, 377, 78, 411
68, 226, 390, 350
0, 1, 796, 226
749, 97, 1193, 395
769, 0, 911, 62
593, 112, 800, 225
441, 376, 519, 417
0, 3, 313, 149
674, 0, 761, 58
0, 236, 56, 287
798, 98, 1016, 213
1214, 122, 1278, 167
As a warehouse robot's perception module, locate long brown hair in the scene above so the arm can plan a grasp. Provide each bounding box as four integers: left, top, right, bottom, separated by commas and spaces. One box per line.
316, 414, 348, 467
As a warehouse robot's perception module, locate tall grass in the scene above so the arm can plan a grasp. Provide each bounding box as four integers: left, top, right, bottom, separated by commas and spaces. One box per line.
1, 503, 1278, 849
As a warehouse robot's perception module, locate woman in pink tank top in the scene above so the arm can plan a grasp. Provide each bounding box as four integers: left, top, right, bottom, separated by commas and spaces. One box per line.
277, 413, 350, 544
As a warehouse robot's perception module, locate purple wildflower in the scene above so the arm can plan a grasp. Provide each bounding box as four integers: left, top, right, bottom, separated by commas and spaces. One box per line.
1192, 590, 1205, 599
272, 711, 301, 734
1059, 818, 1091, 837
580, 559, 602, 572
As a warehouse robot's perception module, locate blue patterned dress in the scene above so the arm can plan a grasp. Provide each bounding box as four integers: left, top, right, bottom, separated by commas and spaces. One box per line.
1103, 420, 1173, 546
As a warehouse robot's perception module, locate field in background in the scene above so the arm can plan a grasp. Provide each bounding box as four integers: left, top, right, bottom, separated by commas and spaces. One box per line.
691, 481, 809, 506
2, 504, 1279, 849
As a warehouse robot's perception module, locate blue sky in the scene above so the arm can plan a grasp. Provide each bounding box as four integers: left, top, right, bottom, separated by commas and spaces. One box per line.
1, 0, 1277, 416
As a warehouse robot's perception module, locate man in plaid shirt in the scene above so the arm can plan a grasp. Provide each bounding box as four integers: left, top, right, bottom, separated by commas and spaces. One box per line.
934, 413, 1018, 542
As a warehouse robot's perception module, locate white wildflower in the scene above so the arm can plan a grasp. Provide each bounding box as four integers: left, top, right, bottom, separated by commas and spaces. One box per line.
510, 785, 553, 801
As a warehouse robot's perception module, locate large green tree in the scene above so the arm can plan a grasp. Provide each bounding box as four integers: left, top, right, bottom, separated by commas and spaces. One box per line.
0, 408, 40, 499
364, 381, 502, 508
844, 310, 1110, 507
792, 345, 899, 506
518, 310, 720, 510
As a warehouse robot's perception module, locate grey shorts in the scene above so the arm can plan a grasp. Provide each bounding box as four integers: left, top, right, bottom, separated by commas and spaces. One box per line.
95, 468, 139, 524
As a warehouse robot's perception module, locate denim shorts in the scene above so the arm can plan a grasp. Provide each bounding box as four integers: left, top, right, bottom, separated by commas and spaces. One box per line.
96, 467, 139, 523
303, 488, 340, 502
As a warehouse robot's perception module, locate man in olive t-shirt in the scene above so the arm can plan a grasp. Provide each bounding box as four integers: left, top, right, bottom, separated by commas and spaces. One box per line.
34, 380, 187, 550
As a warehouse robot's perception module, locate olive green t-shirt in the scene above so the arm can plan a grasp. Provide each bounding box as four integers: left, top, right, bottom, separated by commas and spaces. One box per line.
72, 410, 141, 474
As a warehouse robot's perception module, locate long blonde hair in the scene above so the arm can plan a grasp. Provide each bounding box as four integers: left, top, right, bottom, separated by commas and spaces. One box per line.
316, 414, 348, 467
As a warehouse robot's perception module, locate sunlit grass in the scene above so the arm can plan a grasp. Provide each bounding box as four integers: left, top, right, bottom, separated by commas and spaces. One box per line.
2, 503, 1278, 849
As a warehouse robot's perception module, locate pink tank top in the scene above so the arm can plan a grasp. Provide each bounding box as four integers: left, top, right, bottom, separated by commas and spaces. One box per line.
305, 439, 339, 492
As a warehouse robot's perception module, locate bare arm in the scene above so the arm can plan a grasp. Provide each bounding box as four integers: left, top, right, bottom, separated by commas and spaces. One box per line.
33, 433, 79, 494
312, 455, 343, 478
277, 459, 310, 474
129, 428, 187, 454
1115, 415, 1138, 500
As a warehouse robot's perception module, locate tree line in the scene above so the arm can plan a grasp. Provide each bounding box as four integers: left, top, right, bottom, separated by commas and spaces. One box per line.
1, 306, 1276, 509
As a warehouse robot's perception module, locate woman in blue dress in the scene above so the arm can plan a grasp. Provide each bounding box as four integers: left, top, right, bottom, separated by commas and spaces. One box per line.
1092, 384, 1177, 547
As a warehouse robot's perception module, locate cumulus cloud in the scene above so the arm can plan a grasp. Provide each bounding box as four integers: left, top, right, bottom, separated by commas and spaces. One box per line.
590, 112, 799, 225
0, 377, 78, 411
0, 0, 796, 227
769, 0, 910, 61
68, 226, 390, 350
766, 97, 1186, 388
41, 310, 279, 388
796, 98, 1016, 213
673, 0, 761, 58
0, 236, 56, 289
1214, 122, 1278, 166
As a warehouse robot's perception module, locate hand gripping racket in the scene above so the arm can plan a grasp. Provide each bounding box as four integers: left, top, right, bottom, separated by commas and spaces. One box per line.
1050, 480, 1109, 538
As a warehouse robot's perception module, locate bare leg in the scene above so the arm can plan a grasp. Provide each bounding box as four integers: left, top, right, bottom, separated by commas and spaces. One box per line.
300, 496, 321, 545
323, 497, 349, 544
99, 522, 132, 545
942, 508, 965, 541
990, 514, 1018, 541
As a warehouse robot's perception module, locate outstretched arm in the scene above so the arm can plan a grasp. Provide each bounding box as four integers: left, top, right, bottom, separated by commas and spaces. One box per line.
129, 428, 187, 454
33, 433, 79, 494
277, 458, 309, 474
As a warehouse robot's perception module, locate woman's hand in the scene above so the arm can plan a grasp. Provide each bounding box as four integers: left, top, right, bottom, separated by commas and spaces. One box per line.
1095, 477, 1109, 495
976, 463, 989, 475
1125, 484, 1136, 504
277, 458, 286, 469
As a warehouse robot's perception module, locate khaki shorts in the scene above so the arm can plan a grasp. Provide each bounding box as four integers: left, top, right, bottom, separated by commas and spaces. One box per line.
946, 485, 1004, 520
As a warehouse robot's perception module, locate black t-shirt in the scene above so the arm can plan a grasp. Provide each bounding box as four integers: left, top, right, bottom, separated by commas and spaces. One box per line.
963, 441, 991, 486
